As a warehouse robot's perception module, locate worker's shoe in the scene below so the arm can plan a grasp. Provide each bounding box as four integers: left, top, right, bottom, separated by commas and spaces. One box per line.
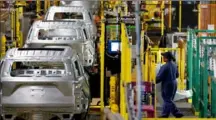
174, 113, 184, 118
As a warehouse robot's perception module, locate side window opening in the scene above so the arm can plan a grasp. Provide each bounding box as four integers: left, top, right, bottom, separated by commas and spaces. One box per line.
74, 60, 81, 77
54, 12, 83, 20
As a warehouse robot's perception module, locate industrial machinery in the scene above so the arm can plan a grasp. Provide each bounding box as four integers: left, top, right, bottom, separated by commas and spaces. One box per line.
187, 30, 216, 117
1, 0, 216, 119
0, 47, 91, 120
44, 6, 97, 39
24, 20, 96, 67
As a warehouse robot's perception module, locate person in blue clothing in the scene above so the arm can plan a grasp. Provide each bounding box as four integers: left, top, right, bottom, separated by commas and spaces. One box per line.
156, 51, 184, 118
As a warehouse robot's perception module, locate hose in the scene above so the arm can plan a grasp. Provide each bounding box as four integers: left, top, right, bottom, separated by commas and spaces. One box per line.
135, 1, 142, 120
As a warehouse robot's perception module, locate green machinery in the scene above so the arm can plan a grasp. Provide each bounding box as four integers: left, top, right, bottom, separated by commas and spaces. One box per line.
106, 25, 136, 40
187, 29, 216, 117
200, 43, 216, 118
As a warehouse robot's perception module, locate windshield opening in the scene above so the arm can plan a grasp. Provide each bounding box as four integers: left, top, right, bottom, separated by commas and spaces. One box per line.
54, 12, 84, 20
38, 29, 77, 40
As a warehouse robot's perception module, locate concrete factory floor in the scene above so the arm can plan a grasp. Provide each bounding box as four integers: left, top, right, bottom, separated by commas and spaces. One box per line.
156, 100, 197, 118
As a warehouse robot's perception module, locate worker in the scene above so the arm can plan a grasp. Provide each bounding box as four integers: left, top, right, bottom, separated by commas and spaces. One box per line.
156, 51, 184, 118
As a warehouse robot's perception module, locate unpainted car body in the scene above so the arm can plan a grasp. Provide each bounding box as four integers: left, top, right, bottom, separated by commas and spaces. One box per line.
59, 1, 99, 14
44, 6, 97, 39
0, 47, 91, 120
24, 20, 96, 67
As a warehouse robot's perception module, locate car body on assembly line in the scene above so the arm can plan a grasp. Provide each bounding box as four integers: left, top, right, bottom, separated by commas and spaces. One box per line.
0, 47, 91, 120
24, 20, 96, 67
44, 6, 97, 39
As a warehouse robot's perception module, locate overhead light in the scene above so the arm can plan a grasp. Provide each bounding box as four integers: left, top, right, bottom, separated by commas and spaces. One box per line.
192, 1, 198, 12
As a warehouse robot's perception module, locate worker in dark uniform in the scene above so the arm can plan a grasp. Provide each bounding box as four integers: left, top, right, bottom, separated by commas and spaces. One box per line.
156, 51, 184, 118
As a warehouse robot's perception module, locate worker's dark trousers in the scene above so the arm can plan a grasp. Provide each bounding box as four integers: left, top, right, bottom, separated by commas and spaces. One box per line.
161, 81, 181, 116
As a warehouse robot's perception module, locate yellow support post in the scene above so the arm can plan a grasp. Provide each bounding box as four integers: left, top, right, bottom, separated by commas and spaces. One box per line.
19, 7, 23, 47
120, 23, 131, 120
15, 8, 20, 47
44, 0, 50, 12
47, 0, 50, 10
44, 0, 48, 12
157, 49, 161, 63
1, 35, 6, 59
169, 0, 172, 29
36, 0, 41, 18
179, 0, 182, 32
99, 1, 105, 119
198, 4, 201, 30
181, 45, 186, 90
177, 49, 181, 90
161, 1, 165, 35
120, 23, 126, 119
15, 1, 24, 48
10, 10, 16, 48
144, 49, 149, 81
151, 60, 156, 82
10, 10, 15, 43
54, 0, 59, 6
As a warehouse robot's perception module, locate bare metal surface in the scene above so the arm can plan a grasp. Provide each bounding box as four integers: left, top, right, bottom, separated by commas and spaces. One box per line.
1, 47, 90, 120
44, 6, 97, 39
24, 20, 96, 67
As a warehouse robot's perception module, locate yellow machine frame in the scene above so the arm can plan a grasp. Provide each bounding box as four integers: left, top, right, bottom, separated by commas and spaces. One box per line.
36, 0, 41, 17
10, 9, 16, 48
15, 1, 26, 48
0, 35, 6, 58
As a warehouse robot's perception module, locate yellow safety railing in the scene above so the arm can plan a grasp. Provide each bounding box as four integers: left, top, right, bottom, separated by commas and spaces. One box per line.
143, 47, 186, 90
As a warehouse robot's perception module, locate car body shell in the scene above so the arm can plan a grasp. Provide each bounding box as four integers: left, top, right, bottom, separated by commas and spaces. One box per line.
0, 47, 90, 119
44, 6, 97, 39
24, 20, 96, 67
